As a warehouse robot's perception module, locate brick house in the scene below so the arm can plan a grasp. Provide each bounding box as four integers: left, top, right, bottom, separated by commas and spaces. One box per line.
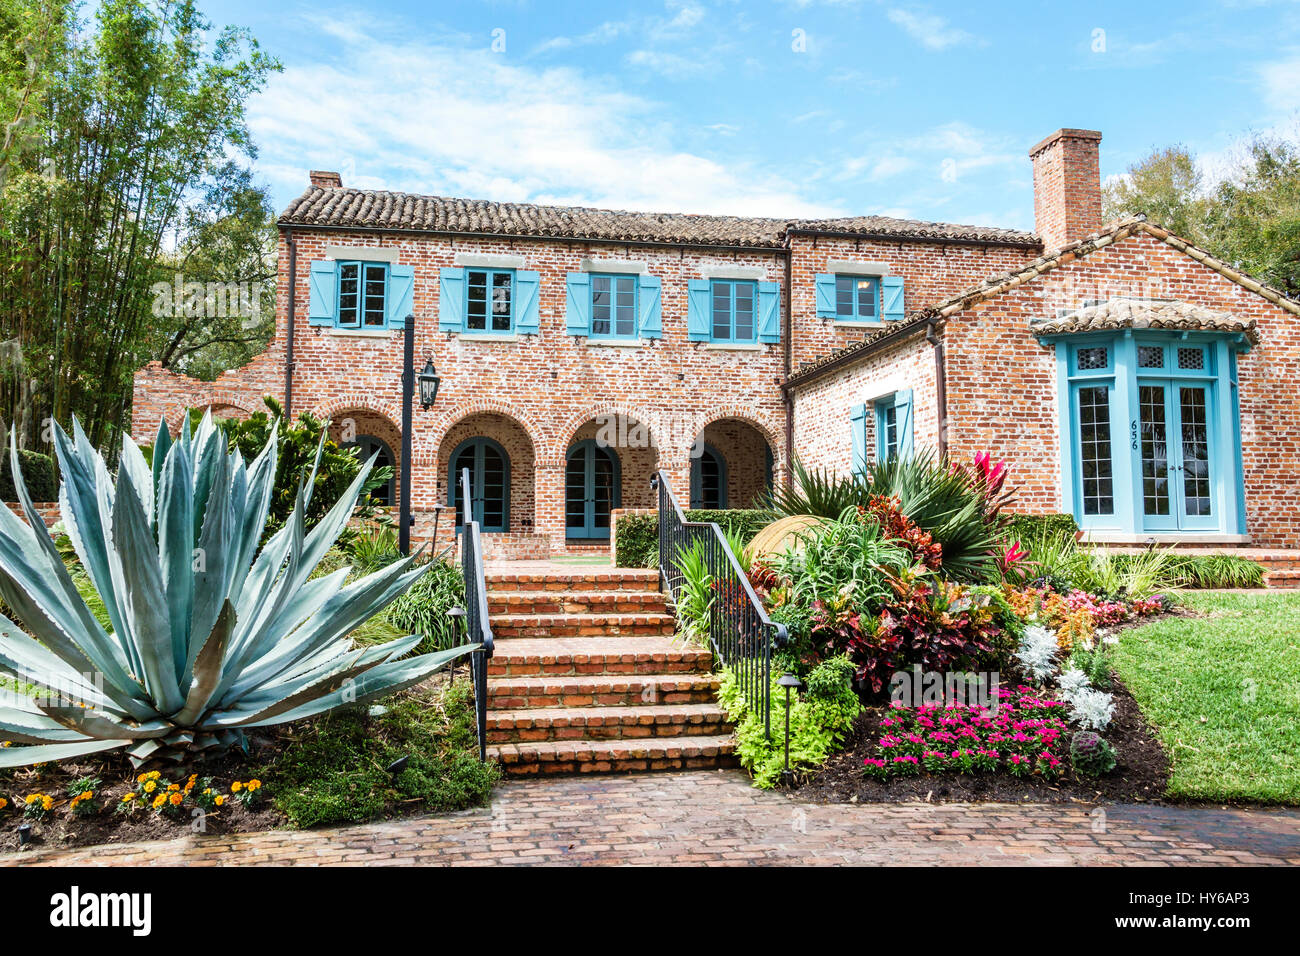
132, 127, 1300, 555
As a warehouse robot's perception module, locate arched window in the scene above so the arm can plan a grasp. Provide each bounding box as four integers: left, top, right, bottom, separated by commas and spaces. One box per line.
690, 443, 727, 509
565, 439, 621, 539
341, 434, 396, 506
448, 437, 510, 533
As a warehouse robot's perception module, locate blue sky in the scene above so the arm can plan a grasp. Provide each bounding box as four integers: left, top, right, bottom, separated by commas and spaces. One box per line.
204, 0, 1300, 231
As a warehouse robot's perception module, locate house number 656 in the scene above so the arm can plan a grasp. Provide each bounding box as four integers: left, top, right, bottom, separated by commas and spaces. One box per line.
1130, 419, 1139, 450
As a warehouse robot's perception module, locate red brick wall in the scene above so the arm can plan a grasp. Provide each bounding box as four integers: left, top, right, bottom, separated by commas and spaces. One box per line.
940, 230, 1300, 545
132, 229, 792, 552
787, 234, 1035, 372
791, 329, 939, 473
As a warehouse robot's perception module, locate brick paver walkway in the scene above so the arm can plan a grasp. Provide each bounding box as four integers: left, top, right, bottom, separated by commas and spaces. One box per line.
7, 770, 1299, 866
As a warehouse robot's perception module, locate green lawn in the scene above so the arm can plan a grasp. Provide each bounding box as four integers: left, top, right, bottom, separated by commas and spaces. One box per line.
1114, 591, 1300, 803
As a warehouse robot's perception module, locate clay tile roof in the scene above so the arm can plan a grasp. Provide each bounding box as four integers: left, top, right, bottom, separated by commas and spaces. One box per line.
784, 214, 1038, 247
1033, 298, 1259, 343
278, 186, 1041, 249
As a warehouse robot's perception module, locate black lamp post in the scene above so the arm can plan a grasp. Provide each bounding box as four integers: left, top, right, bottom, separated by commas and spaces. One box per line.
778, 672, 803, 786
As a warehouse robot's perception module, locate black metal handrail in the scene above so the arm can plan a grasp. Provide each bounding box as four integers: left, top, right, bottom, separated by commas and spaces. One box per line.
652, 469, 785, 738
459, 467, 494, 761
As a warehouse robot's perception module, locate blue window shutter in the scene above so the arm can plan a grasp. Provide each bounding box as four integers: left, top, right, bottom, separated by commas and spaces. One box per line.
881, 275, 905, 322
850, 403, 868, 475
386, 264, 414, 329
687, 279, 711, 341
438, 267, 465, 332
757, 281, 780, 343
308, 261, 337, 326
515, 270, 541, 334
896, 389, 914, 457
815, 274, 837, 319
638, 274, 662, 339
565, 272, 590, 335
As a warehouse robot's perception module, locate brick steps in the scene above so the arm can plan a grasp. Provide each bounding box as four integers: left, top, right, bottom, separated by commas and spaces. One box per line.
486, 703, 730, 743
1264, 569, 1300, 589
487, 590, 668, 615
486, 674, 721, 709
486, 637, 711, 677
490, 612, 676, 639
484, 569, 659, 593
479, 565, 731, 777
486, 735, 738, 775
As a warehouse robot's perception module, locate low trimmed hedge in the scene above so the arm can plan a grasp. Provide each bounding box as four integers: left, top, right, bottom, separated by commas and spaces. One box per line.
0, 449, 57, 502
615, 508, 776, 568
1003, 512, 1078, 543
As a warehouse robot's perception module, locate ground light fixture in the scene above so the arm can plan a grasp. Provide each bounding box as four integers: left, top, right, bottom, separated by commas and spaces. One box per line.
778, 672, 803, 786
16, 822, 32, 846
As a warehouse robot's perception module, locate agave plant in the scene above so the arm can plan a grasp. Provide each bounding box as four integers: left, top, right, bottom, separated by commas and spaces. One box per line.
0, 414, 475, 768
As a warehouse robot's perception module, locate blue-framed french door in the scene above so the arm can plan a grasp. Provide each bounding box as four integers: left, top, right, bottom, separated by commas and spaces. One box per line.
565, 440, 620, 539
1136, 378, 1217, 532
448, 437, 509, 533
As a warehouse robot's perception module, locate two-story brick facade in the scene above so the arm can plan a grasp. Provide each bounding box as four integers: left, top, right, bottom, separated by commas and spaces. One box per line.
132, 127, 1300, 554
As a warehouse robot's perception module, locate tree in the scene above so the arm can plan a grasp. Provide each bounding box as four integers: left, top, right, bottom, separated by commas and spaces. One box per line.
1104, 136, 1300, 299
0, 0, 279, 454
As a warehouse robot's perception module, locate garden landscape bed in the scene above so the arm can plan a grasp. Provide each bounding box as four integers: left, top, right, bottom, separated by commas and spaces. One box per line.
0, 676, 496, 855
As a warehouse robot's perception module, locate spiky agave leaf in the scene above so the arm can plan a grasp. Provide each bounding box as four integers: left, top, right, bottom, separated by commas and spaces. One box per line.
0, 415, 476, 768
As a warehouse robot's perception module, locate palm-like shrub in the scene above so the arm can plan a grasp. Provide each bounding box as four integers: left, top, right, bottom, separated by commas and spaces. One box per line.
769, 454, 1006, 582
0, 415, 474, 769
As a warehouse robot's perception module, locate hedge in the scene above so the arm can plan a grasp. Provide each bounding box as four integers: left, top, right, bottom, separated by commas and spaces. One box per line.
1003, 513, 1078, 543
615, 509, 776, 568
0, 449, 57, 502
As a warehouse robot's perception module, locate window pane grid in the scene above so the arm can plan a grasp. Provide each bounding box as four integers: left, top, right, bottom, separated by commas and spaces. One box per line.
1077, 385, 1114, 515
590, 274, 637, 337
1139, 385, 1170, 516
1180, 387, 1212, 516
711, 280, 758, 342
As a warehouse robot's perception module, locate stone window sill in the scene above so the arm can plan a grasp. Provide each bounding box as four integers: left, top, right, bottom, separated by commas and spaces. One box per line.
584, 338, 648, 348
1081, 531, 1251, 545
827, 319, 887, 330
454, 332, 525, 343
702, 342, 765, 352
326, 327, 397, 338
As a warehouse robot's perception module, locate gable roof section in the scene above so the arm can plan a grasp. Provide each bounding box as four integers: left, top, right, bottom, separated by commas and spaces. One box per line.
278, 186, 1040, 250
786, 215, 1300, 388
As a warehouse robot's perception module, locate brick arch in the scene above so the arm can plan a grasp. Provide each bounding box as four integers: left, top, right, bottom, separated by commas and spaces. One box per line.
548, 402, 663, 469
164, 391, 264, 434
688, 407, 783, 455
422, 398, 545, 467
689, 408, 785, 505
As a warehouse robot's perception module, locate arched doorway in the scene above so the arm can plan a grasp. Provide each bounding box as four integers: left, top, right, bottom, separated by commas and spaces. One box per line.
448, 436, 510, 532
566, 439, 621, 540
341, 434, 396, 506
690, 442, 727, 509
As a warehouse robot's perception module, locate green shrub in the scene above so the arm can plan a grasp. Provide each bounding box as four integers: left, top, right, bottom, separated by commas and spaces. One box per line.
1003, 513, 1078, 544
1164, 554, 1265, 589
345, 523, 401, 575
614, 508, 774, 567
386, 558, 467, 654
268, 681, 498, 829
1069, 731, 1117, 777
719, 656, 862, 789
769, 455, 1005, 583
672, 540, 714, 643
0, 448, 56, 502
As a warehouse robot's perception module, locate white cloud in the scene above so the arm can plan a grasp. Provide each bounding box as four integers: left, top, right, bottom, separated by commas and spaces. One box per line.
885, 7, 981, 51
1259, 52, 1300, 113
249, 16, 840, 218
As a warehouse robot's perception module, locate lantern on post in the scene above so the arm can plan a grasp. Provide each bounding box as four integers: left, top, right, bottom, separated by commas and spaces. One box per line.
778, 672, 803, 786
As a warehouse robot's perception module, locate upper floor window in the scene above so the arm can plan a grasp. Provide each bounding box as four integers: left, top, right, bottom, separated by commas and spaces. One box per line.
466, 269, 514, 333
336, 262, 388, 328
711, 279, 758, 343
308, 258, 413, 331
835, 275, 878, 321
590, 274, 638, 338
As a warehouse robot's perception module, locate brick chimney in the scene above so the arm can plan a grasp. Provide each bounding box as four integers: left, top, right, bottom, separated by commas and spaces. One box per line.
1029, 129, 1102, 251
309, 170, 342, 189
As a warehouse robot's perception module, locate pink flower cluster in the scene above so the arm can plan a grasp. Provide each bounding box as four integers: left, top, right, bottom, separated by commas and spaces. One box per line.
863, 686, 1070, 780
1064, 589, 1165, 626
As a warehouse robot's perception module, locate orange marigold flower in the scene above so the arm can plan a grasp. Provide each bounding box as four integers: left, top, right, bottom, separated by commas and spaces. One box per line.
144, 780, 157, 793
231, 781, 242, 793
215, 795, 225, 806
169, 793, 183, 806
